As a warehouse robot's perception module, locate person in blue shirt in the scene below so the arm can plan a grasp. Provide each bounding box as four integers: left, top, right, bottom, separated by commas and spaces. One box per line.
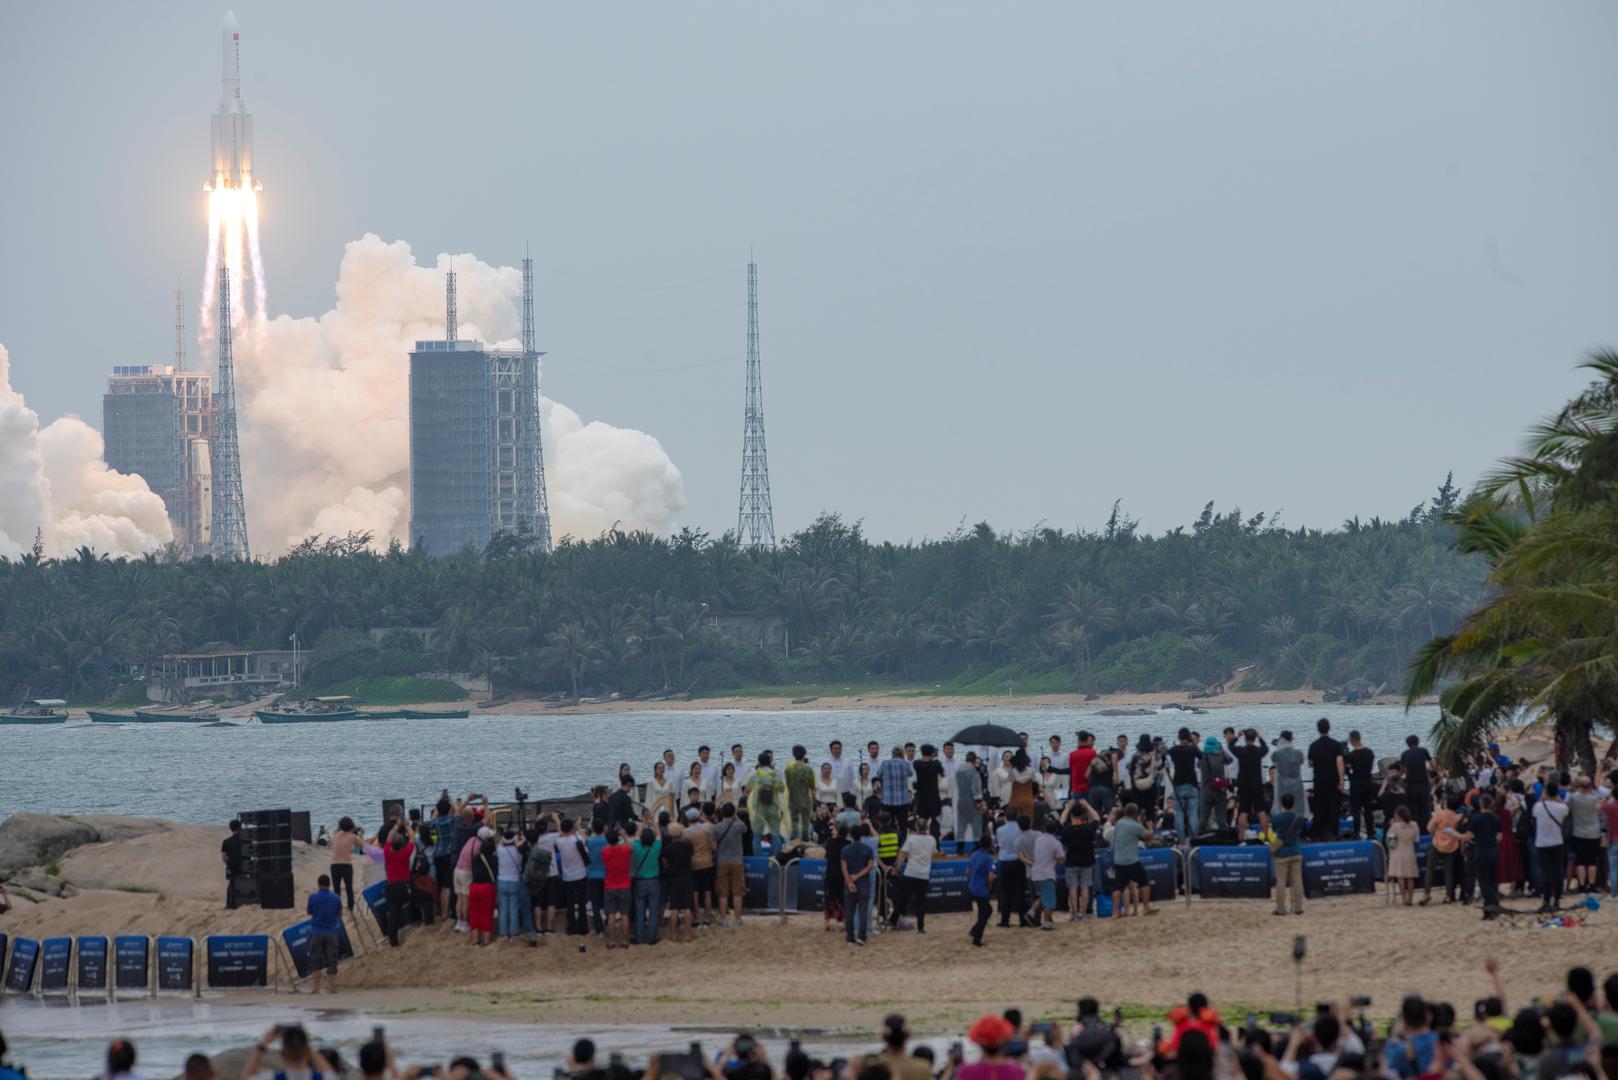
967, 838, 998, 947
306, 874, 345, 993
1384, 994, 1438, 1079
585, 821, 608, 936
1271, 794, 1305, 916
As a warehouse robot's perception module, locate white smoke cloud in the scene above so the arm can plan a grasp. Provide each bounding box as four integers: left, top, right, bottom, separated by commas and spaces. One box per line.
233, 234, 686, 553
0, 343, 174, 559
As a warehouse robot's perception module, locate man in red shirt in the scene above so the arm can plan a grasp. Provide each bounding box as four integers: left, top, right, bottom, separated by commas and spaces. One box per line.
381, 820, 414, 947
1068, 732, 1098, 801
598, 828, 633, 949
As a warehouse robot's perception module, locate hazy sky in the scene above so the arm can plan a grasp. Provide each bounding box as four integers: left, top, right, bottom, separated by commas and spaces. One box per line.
2, 2, 1615, 542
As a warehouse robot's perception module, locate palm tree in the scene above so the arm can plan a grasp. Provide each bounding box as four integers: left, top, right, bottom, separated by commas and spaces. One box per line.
1408, 352, 1618, 772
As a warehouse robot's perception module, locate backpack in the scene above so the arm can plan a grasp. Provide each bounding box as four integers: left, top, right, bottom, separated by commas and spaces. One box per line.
523, 846, 552, 889
757, 773, 776, 806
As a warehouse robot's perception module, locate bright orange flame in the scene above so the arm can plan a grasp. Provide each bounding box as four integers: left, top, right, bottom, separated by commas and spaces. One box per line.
200, 178, 266, 339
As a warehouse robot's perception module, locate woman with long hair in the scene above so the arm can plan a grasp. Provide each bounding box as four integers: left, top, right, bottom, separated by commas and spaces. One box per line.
1497, 780, 1525, 894
716, 761, 742, 811
989, 750, 1015, 808
854, 761, 876, 807
328, 816, 362, 912
1008, 749, 1036, 819
646, 761, 676, 821
815, 762, 840, 808
467, 828, 498, 946
1385, 804, 1419, 906
683, 761, 707, 808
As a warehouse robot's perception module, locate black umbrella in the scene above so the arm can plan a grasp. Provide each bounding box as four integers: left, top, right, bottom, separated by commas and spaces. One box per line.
950, 722, 1023, 748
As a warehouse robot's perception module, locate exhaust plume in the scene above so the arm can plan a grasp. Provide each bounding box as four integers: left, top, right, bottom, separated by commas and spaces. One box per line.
0, 343, 174, 559
233, 234, 686, 552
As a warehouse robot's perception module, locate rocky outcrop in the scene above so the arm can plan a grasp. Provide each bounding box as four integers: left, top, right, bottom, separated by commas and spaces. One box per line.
0, 813, 169, 880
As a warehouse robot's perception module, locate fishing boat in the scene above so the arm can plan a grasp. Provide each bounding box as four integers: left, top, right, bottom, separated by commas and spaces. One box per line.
398, 707, 470, 720
133, 702, 220, 723
254, 696, 359, 724
1, 699, 69, 725
88, 705, 220, 724
360, 709, 406, 721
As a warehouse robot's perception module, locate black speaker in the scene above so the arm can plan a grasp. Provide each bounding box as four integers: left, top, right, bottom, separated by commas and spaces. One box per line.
257, 875, 294, 909
291, 811, 312, 845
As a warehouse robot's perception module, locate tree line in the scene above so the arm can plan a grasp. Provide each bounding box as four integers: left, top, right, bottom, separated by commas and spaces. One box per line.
0, 480, 1483, 706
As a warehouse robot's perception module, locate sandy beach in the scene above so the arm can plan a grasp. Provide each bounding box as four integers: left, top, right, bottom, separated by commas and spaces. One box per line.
1, 782, 1607, 1034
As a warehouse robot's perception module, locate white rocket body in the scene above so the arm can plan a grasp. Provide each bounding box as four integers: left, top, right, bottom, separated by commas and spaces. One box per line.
210, 11, 254, 189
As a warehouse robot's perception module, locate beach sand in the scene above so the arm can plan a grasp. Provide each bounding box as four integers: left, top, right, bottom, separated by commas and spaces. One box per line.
2, 805, 1609, 1033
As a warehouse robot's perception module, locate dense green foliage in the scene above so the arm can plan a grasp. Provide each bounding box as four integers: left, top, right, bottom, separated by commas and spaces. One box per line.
0, 479, 1483, 705
1408, 352, 1618, 772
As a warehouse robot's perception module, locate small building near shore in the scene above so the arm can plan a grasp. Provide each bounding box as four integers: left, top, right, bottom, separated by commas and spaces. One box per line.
152, 645, 297, 702
704, 610, 789, 655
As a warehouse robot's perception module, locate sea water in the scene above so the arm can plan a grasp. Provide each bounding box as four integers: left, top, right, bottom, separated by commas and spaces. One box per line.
0, 703, 1428, 824
0, 996, 913, 1080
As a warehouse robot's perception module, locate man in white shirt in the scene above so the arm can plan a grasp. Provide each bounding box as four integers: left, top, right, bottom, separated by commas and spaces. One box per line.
695, 745, 718, 798
938, 742, 961, 838
729, 744, 755, 794
826, 740, 856, 794
894, 820, 938, 933
660, 749, 681, 790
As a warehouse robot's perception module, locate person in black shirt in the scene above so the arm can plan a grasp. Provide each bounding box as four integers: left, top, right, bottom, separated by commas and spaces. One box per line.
607, 776, 638, 832
1469, 792, 1502, 918
1060, 800, 1100, 919
1166, 728, 1203, 843
660, 822, 695, 942
1306, 718, 1345, 841
913, 745, 945, 821
1231, 730, 1269, 835
1400, 736, 1434, 831
1345, 731, 1378, 839
220, 819, 243, 909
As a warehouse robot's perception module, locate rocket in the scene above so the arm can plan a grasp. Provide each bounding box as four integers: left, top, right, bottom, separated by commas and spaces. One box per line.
209, 11, 256, 190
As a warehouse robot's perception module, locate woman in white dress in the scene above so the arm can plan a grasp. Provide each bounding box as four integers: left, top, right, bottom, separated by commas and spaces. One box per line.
854, 762, 876, 808
645, 761, 677, 821
1039, 755, 1068, 807
815, 762, 840, 808
989, 750, 1015, 808
715, 762, 742, 811
677, 761, 706, 810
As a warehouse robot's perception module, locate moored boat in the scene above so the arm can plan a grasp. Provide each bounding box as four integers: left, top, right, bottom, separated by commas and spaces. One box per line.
254, 696, 359, 724
1, 699, 69, 725
360, 709, 406, 721
87, 709, 136, 724
398, 707, 470, 719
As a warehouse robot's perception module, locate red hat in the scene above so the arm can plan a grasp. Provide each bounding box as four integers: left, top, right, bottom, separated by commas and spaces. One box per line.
968, 1015, 1015, 1050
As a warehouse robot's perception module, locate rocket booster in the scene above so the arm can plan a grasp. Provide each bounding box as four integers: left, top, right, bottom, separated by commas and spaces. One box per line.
209, 11, 255, 190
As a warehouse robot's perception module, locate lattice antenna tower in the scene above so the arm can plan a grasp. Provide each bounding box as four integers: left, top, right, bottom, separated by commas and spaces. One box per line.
174, 287, 187, 370
445, 265, 458, 342
736, 258, 776, 549
522, 252, 553, 553
210, 266, 250, 559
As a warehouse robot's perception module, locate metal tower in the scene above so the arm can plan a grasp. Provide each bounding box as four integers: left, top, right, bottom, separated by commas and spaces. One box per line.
736, 259, 776, 549
445, 266, 458, 342
210, 266, 250, 559
522, 254, 553, 553
174, 288, 187, 369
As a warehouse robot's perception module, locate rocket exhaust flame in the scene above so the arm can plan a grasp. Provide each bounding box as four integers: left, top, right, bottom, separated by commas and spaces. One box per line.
201, 11, 264, 341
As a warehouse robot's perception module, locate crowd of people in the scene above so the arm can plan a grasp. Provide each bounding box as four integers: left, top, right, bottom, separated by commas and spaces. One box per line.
7, 961, 1618, 1080
228, 721, 1618, 977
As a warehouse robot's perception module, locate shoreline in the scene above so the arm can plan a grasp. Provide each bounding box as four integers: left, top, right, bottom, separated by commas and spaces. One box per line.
62, 689, 1440, 722
273, 689, 1434, 717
